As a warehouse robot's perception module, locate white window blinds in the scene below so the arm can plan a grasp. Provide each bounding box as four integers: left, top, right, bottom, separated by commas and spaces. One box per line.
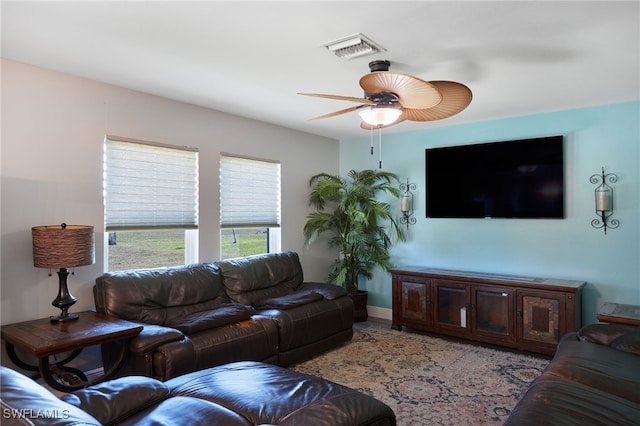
104, 137, 199, 231
220, 154, 281, 228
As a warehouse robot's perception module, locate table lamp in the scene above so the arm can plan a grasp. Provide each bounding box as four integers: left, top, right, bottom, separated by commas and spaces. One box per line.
32, 223, 95, 322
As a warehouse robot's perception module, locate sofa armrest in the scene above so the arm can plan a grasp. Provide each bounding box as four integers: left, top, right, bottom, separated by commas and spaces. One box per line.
130, 324, 184, 354
62, 376, 170, 425
577, 323, 640, 355
298, 282, 348, 300
165, 304, 256, 334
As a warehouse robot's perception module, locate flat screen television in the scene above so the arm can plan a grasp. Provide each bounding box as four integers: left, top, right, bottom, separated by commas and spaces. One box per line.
425, 136, 564, 219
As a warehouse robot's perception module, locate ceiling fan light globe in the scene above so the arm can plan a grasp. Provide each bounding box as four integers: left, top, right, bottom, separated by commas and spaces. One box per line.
358, 107, 402, 126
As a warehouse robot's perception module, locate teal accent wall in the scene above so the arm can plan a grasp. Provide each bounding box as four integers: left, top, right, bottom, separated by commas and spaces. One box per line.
340, 102, 640, 324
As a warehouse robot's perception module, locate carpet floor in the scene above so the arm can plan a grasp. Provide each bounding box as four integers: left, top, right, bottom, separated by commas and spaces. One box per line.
289, 320, 550, 425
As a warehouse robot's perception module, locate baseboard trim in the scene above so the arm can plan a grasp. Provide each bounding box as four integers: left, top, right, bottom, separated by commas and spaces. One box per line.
367, 306, 392, 321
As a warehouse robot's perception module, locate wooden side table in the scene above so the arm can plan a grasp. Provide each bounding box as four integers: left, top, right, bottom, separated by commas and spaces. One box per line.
1, 311, 143, 392
596, 302, 640, 326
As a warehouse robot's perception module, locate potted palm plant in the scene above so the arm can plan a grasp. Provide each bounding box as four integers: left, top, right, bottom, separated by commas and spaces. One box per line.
303, 169, 406, 321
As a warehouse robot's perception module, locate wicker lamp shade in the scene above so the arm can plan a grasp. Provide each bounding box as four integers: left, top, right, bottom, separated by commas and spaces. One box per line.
32, 224, 95, 268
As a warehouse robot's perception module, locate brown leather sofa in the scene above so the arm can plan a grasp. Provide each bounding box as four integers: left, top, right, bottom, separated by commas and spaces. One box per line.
215, 251, 354, 365
95, 262, 279, 380
0, 361, 396, 425
94, 251, 353, 380
505, 323, 640, 425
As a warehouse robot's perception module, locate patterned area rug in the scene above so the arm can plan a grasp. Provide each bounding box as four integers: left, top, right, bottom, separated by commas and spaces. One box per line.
289, 321, 549, 425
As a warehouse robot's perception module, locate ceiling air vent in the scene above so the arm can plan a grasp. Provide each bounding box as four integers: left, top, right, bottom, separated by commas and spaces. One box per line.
322, 33, 385, 60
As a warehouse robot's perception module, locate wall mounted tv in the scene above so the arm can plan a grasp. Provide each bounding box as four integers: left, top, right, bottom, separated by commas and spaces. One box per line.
425, 136, 564, 219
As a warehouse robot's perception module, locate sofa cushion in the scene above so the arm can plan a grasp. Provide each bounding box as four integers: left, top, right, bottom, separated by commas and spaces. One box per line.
61, 376, 170, 425
0, 366, 101, 425
95, 263, 229, 325
118, 396, 253, 426
165, 361, 396, 426
216, 251, 304, 306
165, 304, 256, 334
257, 290, 323, 310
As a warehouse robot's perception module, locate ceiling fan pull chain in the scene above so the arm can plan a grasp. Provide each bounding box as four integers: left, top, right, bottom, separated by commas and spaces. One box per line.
370, 125, 374, 156
378, 127, 383, 169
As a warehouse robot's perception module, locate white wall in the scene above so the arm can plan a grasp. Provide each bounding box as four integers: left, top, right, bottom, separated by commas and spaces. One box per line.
1, 59, 339, 325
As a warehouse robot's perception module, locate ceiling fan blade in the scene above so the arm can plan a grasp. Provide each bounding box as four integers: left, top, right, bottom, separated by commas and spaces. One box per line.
298, 93, 375, 105
401, 81, 472, 121
310, 105, 362, 121
359, 72, 442, 109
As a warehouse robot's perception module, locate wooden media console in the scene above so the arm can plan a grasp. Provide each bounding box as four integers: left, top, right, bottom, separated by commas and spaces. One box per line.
390, 267, 585, 355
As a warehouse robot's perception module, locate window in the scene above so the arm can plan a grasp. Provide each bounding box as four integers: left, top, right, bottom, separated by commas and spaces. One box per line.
104, 136, 199, 271
219, 154, 281, 259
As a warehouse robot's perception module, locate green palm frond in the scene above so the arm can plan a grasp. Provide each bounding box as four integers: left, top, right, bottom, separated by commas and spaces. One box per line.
304, 169, 406, 293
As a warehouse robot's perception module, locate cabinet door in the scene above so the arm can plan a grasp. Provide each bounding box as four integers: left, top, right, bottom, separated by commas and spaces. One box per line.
392, 275, 431, 329
472, 285, 516, 344
433, 279, 471, 335
517, 290, 566, 352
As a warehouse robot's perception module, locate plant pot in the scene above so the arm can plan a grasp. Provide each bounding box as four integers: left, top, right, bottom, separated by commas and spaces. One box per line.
349, 290, 368, 322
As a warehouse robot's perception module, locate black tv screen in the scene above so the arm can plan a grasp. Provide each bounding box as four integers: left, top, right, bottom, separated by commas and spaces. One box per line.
425, 136, 564, 219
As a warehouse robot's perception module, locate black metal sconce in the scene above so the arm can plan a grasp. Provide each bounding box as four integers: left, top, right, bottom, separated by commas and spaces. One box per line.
400, 179, 416, 228
590, 167, 619, 235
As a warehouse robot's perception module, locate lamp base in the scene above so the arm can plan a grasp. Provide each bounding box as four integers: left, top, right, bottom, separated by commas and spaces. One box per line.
51, 268, 79, 323
50, 312, 80, 322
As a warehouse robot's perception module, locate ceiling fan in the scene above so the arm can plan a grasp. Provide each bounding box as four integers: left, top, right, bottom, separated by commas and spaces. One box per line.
299, 60, 472, 129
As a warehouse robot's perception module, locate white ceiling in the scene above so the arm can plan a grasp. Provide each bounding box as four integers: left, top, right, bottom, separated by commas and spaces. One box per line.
2, 1, 639, 140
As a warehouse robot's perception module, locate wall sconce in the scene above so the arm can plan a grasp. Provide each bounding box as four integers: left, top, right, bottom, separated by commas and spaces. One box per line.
400, 179, 416, 228
32, 223, 95, 321
590, 167, 619, 234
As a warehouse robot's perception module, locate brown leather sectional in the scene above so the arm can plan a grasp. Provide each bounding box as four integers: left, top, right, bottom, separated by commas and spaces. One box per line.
1, 251, 393, 425
1, 361, 396, 425
94, 251, 354, 380
505, 323, 640, 424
